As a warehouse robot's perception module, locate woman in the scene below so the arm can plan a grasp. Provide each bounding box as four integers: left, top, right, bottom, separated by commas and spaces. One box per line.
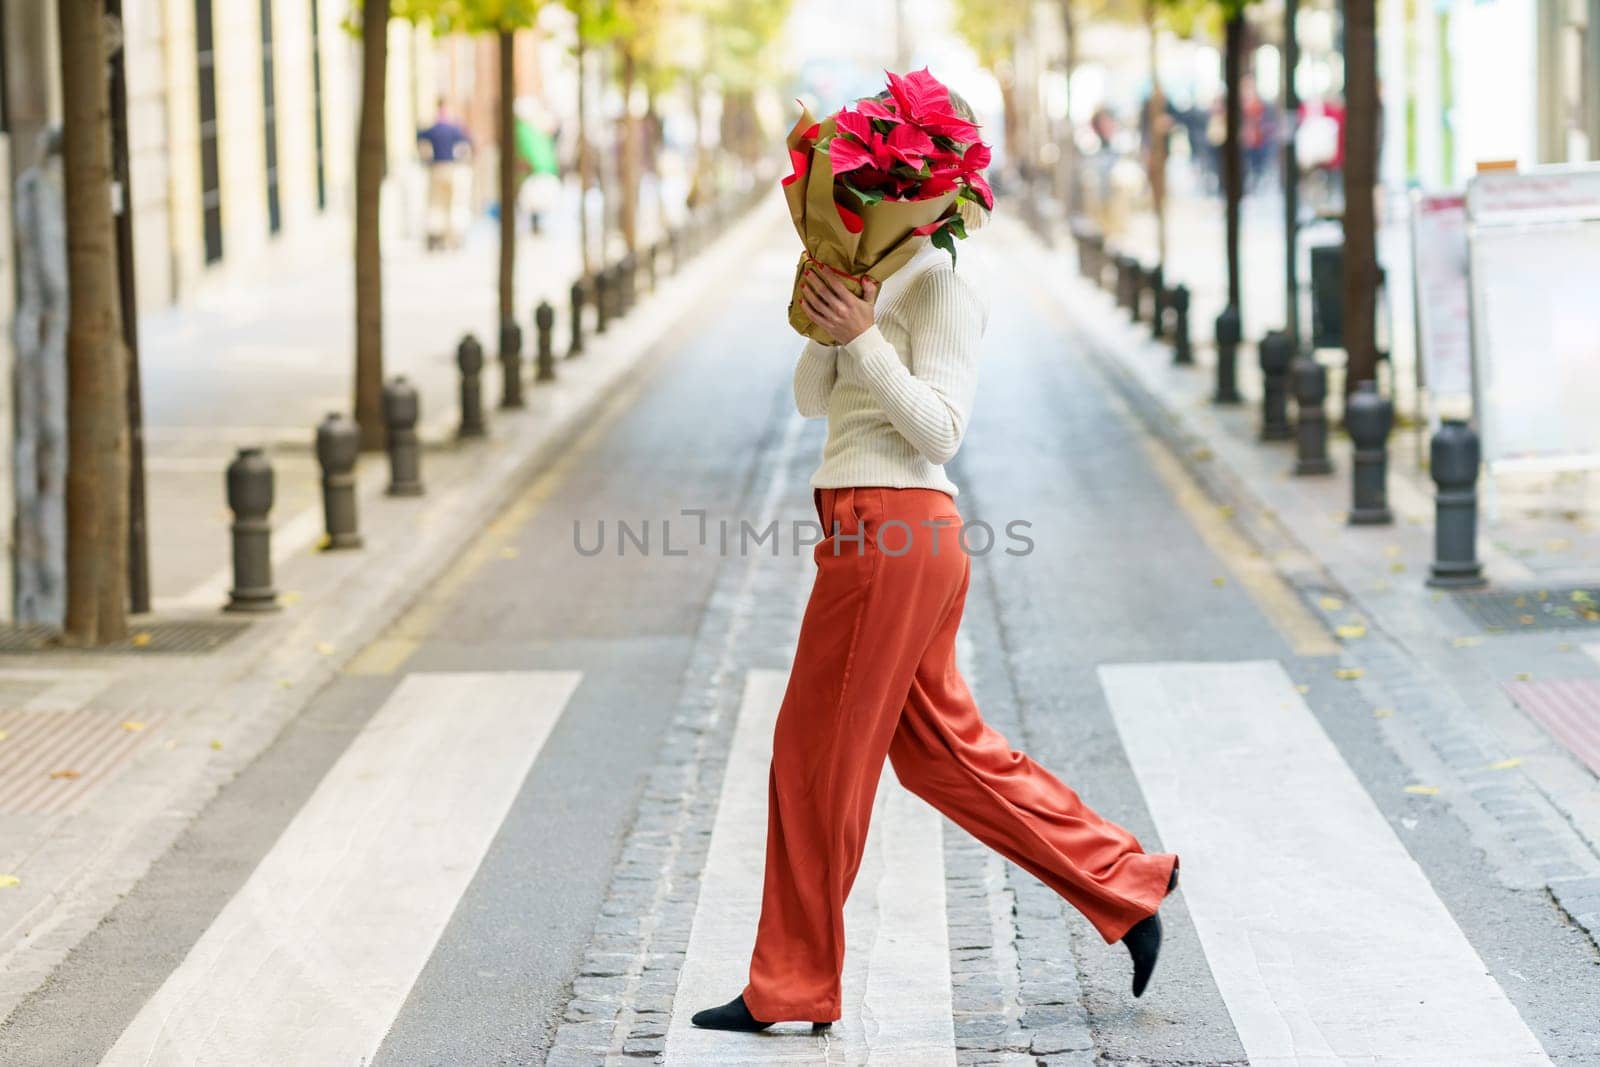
693, 95, 1180, 1034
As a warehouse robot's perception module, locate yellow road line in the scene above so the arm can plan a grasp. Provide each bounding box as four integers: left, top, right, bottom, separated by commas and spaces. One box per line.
1006, 225, 1337, 658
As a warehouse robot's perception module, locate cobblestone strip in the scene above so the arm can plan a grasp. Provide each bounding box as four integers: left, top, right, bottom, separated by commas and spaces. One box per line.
1058, 265, 1600, 952
941, 549, 1099, 1066
545, 406, 815, 1065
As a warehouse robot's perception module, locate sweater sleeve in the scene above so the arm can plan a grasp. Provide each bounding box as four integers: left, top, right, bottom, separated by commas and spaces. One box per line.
841, 268, 985, 465
792, 338, 838, 419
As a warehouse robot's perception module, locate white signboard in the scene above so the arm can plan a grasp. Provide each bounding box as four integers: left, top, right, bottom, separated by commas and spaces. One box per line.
1409, 192, 1472, 400
1465, 165, 1600, 470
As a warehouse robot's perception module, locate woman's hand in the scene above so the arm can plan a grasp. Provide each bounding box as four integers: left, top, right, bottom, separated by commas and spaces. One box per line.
799, 268, 879, 346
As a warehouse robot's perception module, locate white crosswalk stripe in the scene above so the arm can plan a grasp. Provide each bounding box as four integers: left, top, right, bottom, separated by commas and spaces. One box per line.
665, 669, 956, 1065
98, 670, 582, 1067
1101, 659, 1552, 1065
88, 659, 1559, 1065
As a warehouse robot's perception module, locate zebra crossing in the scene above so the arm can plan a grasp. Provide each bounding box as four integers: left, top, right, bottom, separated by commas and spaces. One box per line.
83, 659, 1554, 1065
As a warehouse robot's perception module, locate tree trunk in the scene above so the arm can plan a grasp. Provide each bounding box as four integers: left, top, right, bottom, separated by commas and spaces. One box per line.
618, 46, 639, 253
353, 0, 387, 450
1145, 0, 1168, 266
1342, 0, 1380, 386
1057, 0, 1078, 217
1222, 12, 1245, 313
998, 78, 1020, 176
576, 36, 592, 276
688, 71, 707, 208
498, 28, 516, 342
57, 0, 129, 645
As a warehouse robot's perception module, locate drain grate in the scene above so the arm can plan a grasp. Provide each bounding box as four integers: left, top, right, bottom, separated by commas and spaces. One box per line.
0, 618, 253, 654
1451, 585, 1600, 632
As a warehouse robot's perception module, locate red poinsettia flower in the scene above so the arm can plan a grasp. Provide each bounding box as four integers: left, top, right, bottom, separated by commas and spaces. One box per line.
856, 96, 899, 123
885, 67, 981, 142
957, 141, 994, 209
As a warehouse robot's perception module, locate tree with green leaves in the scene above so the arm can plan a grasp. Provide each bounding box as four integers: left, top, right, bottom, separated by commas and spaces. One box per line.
563, 0, 627, 272
351, 0, 391, 450
408, 1, 547, 357
1342, 0, 1379, 387
56, 0, 130, 644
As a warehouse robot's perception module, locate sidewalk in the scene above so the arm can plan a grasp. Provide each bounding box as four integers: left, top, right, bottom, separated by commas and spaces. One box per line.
138, 176, 683, 606
0, 186, 784, 1021
1009, 214, 1600, 945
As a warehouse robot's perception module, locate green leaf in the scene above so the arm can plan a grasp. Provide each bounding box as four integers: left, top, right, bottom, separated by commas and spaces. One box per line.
930, 223, 957, 268
842, 179, 884, 207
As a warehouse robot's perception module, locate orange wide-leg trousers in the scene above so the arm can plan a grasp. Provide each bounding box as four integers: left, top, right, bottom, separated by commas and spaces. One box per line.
741, 486, 1178, 1023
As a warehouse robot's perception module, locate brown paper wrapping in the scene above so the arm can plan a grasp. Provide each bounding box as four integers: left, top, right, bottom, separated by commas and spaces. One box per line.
783, 105, 959, 344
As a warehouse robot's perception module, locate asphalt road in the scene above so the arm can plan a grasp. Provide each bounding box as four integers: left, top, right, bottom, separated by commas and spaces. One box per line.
3, 219, 1596, 1065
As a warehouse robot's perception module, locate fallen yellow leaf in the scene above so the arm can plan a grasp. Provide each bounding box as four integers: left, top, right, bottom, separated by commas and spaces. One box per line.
49, 769, 80, 779
1192, 447, 1213, 461
315, 533, 332, 550
1557, 643, 1574, 652
0, 875, 19, 889
1513, 596, 1528, 608
210, 739, 224, 750
1373, 707, 1395, 719
281, 590, 304, 606
500, 546, 520, 559
1295, 684, 1311, 694
1335, 667, 1365, 680
1515, 672, 1532, 681
1383, 545, 1402, 558
1389, 562, 1406, 574
1319, 596, 1345, 611
1335, 623, 1368, 640
0, 729, 8, 742
120, 720, 146, 732
1451, 636, 1484, 648
315, 642, 335, 656
1546, 538, 1571, 552
1537, 590, 1550, 601
1489, 757, 1523, 770
130, 632, 152, 648
1211, 576, 1227, 588
1519, 615, 1536, 625
1404, 784, 1440, 796
1217, 504, 1234, 519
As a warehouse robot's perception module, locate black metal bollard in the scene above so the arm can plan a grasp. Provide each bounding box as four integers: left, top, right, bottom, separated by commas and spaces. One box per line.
535, 301, 556, 383
499, 318, 524, 410
1257, 329, 1294, 441
457, 334, 486, 438
1427, 419, 1487, 588
1291, 358, 1334, 475
667, 228, 681, 274
1171, 285, 1193, 365
315, 413, 362, 550
569, 278, 587, 357
620, 253, 637, 314
646, 242, 659, 291
1213, 306, 1243, 404
594, 268, 611, 334
383, 376, 424, 496
1113, 256, 1133, 310
1148, 265, 1166, 334
225, 447, 279, 613
1130, 264, 1149, 322
1347, 381, 1395, 525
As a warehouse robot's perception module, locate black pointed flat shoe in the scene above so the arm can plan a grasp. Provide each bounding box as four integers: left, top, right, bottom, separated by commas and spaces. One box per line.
690, 994, 832, 1033
1122, 860, 1181, 999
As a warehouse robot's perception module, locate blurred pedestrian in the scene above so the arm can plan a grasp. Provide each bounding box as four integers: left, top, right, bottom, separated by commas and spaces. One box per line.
417, 97, 473, 250
690, 89, 1181, 1036
513, 98, 561, 236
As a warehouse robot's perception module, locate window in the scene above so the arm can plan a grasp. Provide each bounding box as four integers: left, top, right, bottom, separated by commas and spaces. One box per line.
310, 0, 327, 210
196, 0, 223, 262
260, 0, 280, 233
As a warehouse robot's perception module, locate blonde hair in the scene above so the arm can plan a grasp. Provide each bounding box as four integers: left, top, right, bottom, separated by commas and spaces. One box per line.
946, 89, 990, 231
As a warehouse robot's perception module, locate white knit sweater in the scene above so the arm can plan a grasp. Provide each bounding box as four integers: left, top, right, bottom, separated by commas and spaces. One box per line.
793, 240, 990, 497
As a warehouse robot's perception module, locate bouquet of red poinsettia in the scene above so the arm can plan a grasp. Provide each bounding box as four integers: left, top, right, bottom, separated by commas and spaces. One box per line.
782, 68, 994, 343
